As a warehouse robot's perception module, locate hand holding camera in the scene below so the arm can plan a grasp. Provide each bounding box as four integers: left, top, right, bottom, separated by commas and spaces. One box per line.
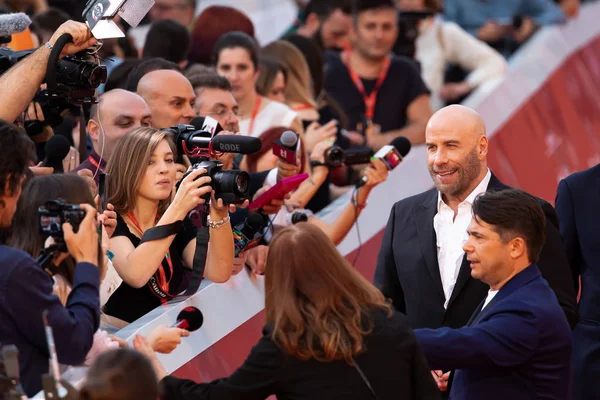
49, 21, 98, 59
62, 203, 99, 265
171, 167, 213, 220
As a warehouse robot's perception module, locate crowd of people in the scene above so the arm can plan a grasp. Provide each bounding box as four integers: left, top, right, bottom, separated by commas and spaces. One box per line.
0, 0, 598, 399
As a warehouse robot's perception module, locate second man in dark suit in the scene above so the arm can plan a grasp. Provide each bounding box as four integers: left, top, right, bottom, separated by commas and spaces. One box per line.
374, 104, 578, 391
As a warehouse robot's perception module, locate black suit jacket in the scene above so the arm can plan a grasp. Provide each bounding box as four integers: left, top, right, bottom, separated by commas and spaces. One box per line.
374, 173, 579, 330
160, 310, 441, 400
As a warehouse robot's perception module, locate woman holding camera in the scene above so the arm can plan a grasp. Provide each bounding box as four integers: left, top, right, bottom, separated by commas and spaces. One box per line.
137, 223, 439, 399
103, 127, 234, 325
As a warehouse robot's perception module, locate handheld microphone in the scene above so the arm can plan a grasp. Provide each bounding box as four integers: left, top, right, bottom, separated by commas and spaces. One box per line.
233, 213, 266, 257
0, 13, 31, 40
285, 209, 314, 225
172, 306, 204, 332
190, 116, 223, 137
42, 135, 71, 173
356, 136, 411, 188
272, 130, 299, 165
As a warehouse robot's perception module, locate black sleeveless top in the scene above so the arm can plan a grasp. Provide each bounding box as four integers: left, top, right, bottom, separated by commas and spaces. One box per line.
103, 214, 197, 323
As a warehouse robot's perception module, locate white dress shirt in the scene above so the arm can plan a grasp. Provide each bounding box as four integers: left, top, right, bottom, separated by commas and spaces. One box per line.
434, 168, 491, 308
483, 289, 499, 309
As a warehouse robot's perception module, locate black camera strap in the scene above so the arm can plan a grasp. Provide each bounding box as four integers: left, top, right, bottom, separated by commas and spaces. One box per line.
138, 221, 184, 244
183, 225, 209, 296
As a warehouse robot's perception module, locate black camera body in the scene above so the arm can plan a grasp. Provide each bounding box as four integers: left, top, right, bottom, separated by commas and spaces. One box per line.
324, 145, 374, 168
179, 160, 250, 205
38, 199, 86, 251
0, 48, 106, 105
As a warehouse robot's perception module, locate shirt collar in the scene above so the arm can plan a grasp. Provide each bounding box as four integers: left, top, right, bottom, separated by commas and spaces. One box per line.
437, 168, 492, 212
90, 149, 107, 169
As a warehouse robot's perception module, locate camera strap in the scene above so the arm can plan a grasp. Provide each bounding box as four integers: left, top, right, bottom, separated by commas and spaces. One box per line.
341, 50, 391, 121
182, 225, 209, 296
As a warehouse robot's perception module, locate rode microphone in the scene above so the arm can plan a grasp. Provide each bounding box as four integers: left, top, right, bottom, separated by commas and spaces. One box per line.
272, 130, 299, 165
356, 136, 412, 188
42, 135, 71, 173
0, 12, 31, 43
190, 116, 224, 137
172, 306, 204, 332
233, 213, 266, 257
166, 124, 262, 155
285, 209, 314, 225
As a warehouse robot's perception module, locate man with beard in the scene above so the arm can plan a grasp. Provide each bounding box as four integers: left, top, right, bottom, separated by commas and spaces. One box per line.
374, 104, 578, 394
295, 0, 353, 52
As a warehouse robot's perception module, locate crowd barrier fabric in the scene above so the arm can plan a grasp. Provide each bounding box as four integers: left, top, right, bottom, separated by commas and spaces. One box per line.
114, 2, 600, 385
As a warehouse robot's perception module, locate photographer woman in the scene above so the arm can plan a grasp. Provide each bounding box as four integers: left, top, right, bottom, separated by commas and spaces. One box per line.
103, 127, 234, 324
138, 223, 439, 400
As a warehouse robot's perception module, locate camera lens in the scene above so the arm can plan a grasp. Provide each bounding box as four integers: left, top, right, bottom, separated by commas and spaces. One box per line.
212, 170, 250, 204
324, 146, 345, 168
235, 173, 248, 194
83, 65, 108, 89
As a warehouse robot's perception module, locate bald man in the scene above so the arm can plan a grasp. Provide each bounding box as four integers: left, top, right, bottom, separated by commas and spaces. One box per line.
73, 89, 152, 184
374, 105, 577, 391
137, 69, 196, 129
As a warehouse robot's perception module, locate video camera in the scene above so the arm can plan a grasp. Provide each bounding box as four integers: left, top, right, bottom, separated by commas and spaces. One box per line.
322, 145, 374, 168
0, 48, 107, 105
38, 199, 86, 252
393, 10, 435, 59
164, 123, 262, 205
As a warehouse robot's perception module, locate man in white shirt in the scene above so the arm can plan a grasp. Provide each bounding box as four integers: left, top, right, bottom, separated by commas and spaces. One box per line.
374, 104, 578, 394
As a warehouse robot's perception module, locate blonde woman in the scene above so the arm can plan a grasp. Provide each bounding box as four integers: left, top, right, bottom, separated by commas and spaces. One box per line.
103, 127, 234, 324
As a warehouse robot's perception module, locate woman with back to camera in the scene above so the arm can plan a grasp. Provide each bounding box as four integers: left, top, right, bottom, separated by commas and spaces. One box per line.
137, 223, 440, 400
213, 31, 303, 137
102, 127, 234, 325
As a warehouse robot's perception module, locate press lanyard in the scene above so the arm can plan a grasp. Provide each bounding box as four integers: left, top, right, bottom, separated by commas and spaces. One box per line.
88, 155, 104, 174
341, 50, 391, 121
247, 95, 262, 137
127, 212, 174, 303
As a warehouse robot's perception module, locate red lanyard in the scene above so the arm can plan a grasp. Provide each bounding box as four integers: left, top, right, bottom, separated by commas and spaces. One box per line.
88, 155, 104, 174
341, 50, 391, 121
127, 212, 173, 302
292, 103, 313, 111
247, 95, 262, 137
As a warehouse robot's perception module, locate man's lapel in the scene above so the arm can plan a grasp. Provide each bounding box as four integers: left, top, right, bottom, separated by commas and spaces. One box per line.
415, 190, 445, 299
447, 172, 507, 309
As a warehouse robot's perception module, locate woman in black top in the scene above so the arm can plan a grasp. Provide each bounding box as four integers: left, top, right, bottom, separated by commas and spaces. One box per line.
137, 223, 440, 400
103, 127, 234, 323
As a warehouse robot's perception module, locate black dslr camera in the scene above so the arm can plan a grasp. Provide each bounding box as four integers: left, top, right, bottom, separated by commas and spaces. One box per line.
180, 160, 250, 205
38, 199, 86, 251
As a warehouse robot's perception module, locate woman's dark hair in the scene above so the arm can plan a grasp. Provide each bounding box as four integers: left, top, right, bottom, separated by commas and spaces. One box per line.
78, 349, 158, 400
212, 31, 260, 70
104, 58, 143, 92
244, 126, 307, 175
472, 189, 547, 264
143, 19, 191, 64
0, 120, 34, 198
10, 174, 95, 285
255, 56, 287, 98
189, 5, 255, 65
265, 223, 392, 363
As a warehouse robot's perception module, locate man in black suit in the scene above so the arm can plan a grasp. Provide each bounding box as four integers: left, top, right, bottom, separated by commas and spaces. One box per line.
374, 104, 578, 392
555, 163, 600, 400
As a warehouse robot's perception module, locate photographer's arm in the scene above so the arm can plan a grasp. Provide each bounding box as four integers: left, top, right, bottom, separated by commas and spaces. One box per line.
182, 198, 234, 283
0, 21, 96, 123
308, 159, 388, 245
287, 140, 331, 209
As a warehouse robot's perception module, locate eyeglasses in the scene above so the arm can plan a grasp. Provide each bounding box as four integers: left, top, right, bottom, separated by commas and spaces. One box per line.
204, 110, 244, 119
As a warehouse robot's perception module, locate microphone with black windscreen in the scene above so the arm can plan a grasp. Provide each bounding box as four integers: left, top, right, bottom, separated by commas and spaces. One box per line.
356, 136, 412, 188
42, 135, 71, 173
233, 213, 266, 257
172, 306, 204, 332
272, 130, 299, 165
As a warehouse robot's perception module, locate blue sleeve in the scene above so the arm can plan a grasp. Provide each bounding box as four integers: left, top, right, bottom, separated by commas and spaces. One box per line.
6, 258, 100, 366
414, 304, 538, 371
555, 179, 581, 293
520, 0, 566, 25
